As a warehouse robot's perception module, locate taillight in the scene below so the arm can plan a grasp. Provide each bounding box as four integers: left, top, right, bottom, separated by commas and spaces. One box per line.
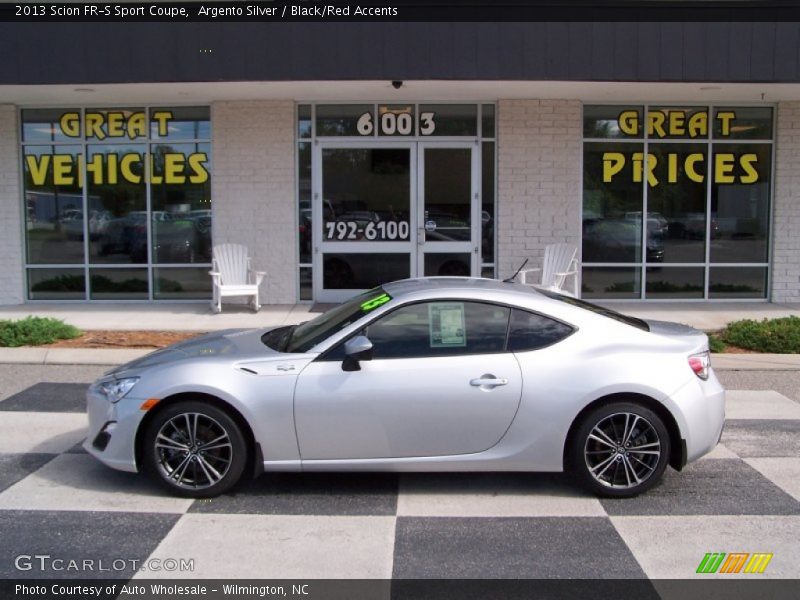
688, 352, 710, 380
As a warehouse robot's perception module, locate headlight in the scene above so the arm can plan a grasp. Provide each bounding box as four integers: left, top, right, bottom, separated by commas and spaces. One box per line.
98, 377, 140, 403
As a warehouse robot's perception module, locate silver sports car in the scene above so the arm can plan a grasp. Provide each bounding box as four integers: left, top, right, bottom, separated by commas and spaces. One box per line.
85, 277, 725, 498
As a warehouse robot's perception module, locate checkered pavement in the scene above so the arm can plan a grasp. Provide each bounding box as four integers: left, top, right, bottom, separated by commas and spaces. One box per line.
0, 378, 799, 581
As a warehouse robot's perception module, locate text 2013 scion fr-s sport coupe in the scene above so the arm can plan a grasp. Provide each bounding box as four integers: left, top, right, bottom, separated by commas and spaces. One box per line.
85, 277, 725, 498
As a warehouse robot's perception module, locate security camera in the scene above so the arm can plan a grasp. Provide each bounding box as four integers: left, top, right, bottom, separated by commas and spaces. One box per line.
391, 80, 403, 89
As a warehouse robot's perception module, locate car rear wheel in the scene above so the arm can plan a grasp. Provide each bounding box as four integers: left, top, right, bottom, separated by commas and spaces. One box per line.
143, 401, 247, 498
570, 402, 670, 498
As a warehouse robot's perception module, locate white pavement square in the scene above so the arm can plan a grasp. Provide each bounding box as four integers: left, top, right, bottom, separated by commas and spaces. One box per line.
745, 458, 800, 502
0, 412, 86, 454
139, 514, 397, 579
397, 474, 606, 517
724, 391, 800, 420
611, 515, 800, 579
0, 454, 194, 514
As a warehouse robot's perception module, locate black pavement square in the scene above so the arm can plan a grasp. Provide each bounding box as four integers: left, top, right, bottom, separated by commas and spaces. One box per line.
0, 510, 180, 579
601, 458, 800, 516
0, 383, 88, 413
0, 453, 56, 493
722, 420, 800, 458
190, 472, 398, 516
393, 517, 647, 579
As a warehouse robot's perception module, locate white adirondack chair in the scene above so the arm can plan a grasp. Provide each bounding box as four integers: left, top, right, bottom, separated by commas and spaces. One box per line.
209, 244, 266, 313
518, 243, 579, 297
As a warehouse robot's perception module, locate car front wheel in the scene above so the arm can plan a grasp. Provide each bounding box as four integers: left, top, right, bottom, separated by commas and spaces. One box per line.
143, 401, 247, 498
570, 402, 670, 498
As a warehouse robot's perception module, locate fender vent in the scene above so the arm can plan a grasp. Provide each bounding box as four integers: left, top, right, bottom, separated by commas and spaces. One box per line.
238, 367, 258, 375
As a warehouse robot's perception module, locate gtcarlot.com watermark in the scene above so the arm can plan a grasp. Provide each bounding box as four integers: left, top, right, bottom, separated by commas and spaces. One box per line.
14, 554, 194, 573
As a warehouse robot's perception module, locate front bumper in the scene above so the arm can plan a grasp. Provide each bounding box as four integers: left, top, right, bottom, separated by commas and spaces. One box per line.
83, 387, 146, 473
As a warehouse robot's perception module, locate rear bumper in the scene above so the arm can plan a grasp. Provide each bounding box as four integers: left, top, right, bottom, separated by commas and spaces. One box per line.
670, 370, 726, 464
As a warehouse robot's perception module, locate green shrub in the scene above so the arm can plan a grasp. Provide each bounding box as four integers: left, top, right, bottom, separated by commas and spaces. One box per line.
720, 316, 800, 354
0, 317, 82, 347
707, 335, 727, 354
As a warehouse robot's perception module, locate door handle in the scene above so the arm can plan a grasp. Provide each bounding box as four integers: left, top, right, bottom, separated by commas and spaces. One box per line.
470, 377, 508, 387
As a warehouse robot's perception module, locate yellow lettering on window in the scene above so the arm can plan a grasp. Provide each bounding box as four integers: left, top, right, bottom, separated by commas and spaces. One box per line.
127, 112, 147, 139
715, 153, 736, 183
716, 111, 736, 137
120, 153, 142, 184
688, 111, 708, 138
85, 112, 105, 140
106, 112, 124, 138
188, 153, 209, 184
647, 111, 667, 138
602, 152, 626, 182
151, 111, 173, 137
618, 110, 640, 136
59, 112, 81, 138
685, 154, 705, 183
52, 155, 74, 185
163, 153, 186, 184
25, 154, 50, 186
740, 154, 759, 184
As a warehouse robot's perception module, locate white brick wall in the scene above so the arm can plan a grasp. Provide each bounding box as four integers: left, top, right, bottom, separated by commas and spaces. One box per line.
496, 99, 582, 280
772, 102, 800, 303
0, 105, 24, 305
211, 100, 297, 304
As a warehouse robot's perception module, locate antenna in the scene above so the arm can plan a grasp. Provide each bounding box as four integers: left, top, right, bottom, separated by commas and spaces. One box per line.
503, 259, 529, 283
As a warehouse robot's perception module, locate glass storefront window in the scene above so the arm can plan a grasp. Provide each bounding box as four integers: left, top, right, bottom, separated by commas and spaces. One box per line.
647, 143, 708, 264
87, 144, 147, 264
583, 105, 643, 139
583, 142, 645, 263
23, 145, 85, 264
21, 107, 211, 300
582, 105, 772, 299
153, 267, 213, 300
90, 268, 148, 300
316, 104, 373, 136
150, 142, 212, 264
298, 105, 312, 139
713, 107, 773, 140
710, 143, 771, 264
482, 104, 495, 138
581, 267, 642, 300
418, 104, 477, 136
482, 142, 495, 264
27, 268, 85, 300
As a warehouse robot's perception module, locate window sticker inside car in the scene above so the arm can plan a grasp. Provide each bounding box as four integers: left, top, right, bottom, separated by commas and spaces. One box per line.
360, 293, 391, 312
429, 302, 466, 347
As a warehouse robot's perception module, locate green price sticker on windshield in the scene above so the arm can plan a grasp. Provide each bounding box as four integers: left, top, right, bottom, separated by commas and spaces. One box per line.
361, 293, 391, 312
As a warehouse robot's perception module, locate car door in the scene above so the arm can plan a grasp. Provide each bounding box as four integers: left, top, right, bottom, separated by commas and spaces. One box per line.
293, 300, 523, 460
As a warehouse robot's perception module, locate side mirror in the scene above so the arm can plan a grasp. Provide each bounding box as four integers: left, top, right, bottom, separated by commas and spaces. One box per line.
342, 335, 374, 372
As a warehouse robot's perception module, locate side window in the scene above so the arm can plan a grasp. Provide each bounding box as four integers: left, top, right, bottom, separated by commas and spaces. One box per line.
359, 301, 510, 359
507, 309, 574, 352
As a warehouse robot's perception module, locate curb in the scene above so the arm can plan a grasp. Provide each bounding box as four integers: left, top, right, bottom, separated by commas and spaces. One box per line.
1, 347, 800, 370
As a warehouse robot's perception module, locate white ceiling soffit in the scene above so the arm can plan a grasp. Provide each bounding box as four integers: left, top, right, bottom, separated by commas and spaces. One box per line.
2, 80, 800, 105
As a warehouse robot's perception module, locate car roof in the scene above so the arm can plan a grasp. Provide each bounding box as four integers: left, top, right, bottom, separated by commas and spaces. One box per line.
382, 277, 547, 304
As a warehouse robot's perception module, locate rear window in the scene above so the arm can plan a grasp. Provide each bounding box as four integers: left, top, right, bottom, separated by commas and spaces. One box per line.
508, 309, 574, 351
536, 289, 650, 332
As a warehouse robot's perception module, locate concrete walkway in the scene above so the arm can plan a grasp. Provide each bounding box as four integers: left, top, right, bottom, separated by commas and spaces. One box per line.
1, 300, 799, 332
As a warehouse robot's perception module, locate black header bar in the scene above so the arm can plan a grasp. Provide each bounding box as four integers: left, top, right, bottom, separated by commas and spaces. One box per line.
4, 1, 800, 23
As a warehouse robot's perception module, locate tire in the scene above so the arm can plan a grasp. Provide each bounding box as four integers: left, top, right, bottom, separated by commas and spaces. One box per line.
569, 401, 670, 498
142, 401, 248, 498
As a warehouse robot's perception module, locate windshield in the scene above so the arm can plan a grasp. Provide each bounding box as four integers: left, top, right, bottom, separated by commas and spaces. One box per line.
278, 288, 393, 353
536, 288, 650, 332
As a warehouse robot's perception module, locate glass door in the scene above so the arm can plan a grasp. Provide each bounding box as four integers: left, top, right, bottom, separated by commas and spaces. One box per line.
416, 143, 479, 278
314, 142, 415, 302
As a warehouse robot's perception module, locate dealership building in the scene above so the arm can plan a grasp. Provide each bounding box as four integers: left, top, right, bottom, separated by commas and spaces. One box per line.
2, 19, 800, 305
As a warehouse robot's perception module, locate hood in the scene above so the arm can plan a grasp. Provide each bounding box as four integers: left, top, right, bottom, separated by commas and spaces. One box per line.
106, 327, 284, 377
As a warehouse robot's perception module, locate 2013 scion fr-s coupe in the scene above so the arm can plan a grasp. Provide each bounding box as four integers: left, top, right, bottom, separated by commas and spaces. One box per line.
85, 277, 725, 498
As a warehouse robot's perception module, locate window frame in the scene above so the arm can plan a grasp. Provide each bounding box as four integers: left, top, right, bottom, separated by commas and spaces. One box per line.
317, 298, 576, 362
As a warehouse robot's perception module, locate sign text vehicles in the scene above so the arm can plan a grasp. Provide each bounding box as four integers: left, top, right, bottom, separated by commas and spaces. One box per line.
25, 152, 208, 186
26, 110, 209, 186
